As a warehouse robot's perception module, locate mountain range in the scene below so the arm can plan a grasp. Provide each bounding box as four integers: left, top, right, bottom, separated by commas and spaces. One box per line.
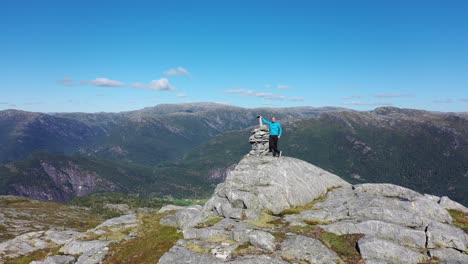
0, 103, 467, 204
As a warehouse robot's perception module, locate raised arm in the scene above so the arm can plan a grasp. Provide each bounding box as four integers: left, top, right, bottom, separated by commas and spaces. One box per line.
262, 117, 272, 125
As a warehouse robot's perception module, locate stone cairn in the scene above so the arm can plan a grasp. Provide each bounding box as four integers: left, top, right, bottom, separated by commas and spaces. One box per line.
248, 117, 270, 156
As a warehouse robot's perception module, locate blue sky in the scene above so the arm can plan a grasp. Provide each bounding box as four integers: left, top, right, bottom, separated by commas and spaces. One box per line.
1, 0, 467, 113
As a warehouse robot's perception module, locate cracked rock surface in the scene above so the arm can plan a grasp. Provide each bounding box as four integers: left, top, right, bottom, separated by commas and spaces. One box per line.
158, 153, 468, 264
0, 214, 140, 263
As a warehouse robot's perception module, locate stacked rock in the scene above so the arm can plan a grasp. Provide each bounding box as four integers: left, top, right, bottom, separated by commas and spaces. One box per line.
248, 124, 270, 156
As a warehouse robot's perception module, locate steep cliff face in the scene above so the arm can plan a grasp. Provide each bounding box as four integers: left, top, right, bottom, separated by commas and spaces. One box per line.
8, 159, 118, 201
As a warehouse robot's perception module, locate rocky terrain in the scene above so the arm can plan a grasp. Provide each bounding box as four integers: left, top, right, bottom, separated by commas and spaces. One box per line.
1, 135, 467, 263
153, 124, 468, 263
156, 155, 468, 263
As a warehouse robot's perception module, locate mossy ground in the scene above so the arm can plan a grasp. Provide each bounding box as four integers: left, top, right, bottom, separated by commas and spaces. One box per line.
281, 222, 364, 264
231, 242, 265, 256
79, 226, 135, 241
248, 211, 283, 228
103, 211, 182, 264
2, 246, 61, 264
319, 232, 364, 264
0, 196, 103, 241
448, 209, 468, 234
276, 186, 341, 216
194, 216, 223, 228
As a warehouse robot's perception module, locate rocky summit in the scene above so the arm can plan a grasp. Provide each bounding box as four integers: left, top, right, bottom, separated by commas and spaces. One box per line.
1, 122, 467, 263
158, 125, 468, 264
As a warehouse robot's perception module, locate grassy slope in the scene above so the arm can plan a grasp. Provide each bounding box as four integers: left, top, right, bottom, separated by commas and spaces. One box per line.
0, 196, 103, 241
103, 212, 182, 264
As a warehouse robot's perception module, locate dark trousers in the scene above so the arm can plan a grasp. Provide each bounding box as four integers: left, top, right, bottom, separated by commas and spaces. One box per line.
269, 135, 280, 156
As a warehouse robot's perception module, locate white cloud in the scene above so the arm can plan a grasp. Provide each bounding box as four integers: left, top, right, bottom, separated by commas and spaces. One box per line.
433, 99, 453, 104
150, 78, 175, 91
0, 102, 17, 107
176, 93, 189, 98
84, 78, 125, 87
277, 84, 290, 89
132, 78, 175, 91
342, 101, 393, 106
342, 95, 363, 99
224, 89, 303, 102
288, 97, 304, 102
225, 89, 285, 100
24, 102, 43, 105
164, 67, 190, 76
264, 84, 272, 88
374, 93, 412, 98
59, 77, 75, 86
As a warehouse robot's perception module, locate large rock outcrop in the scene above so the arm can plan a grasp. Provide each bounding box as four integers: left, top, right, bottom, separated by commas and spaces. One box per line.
202, 155, 349, 219
157, 123, 468, 263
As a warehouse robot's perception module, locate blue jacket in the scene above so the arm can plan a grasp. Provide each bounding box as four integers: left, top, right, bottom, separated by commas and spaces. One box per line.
262, 118, 283, 136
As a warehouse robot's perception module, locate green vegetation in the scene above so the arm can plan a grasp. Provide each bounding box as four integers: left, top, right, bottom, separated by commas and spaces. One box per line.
69, 192, 205, 219
3, 246, 61, 264
319, 231, 364, 263
448, 209, 468, 233
276, 186, 340, 217
103, 212, 183, 264
0, 152, 214, 202
270, 231, 288, 241
418, 257, 441, 264
194, 216, 223, 228
0, 196, 103, 240
1, 107, 468, 207
232, 242, 264, 256
185, 242, 211, 254
248, 211, 283, 228
282, 222, 363, 263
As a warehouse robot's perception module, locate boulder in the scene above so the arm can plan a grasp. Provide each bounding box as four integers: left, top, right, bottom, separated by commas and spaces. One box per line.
94, 214, 138, 229
76, 246, 110, 264
228, 255, 289, 264
158, 245, 222, 264
248, 230, 275, 252
159, 214, 178, 227
158, 204, 187, 213
320, 220, 426, 248
311, 184, 452, 229
280, 235, 341, 263
59, 240, 111, 255
426, 221, 468, 251
439, 196, 468, 213
43, 230, 81, 245
30, 255, 76, 264
175, 205, 203, 229
429, 248, 468, 263
358, 236, 428, 264
202, 155, 349, 217
0, 230, 79, 259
